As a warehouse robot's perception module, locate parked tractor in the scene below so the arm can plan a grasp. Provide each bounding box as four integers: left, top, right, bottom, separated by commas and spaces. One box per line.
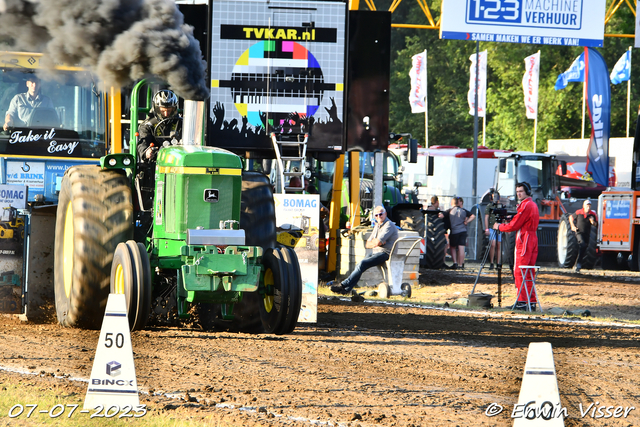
53, 80, 302, 334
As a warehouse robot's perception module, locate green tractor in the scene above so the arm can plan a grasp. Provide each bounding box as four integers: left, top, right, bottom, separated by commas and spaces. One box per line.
53, 81, 302, 334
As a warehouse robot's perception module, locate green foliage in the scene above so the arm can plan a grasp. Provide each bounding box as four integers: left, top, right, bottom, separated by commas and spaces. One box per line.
388, 1, 639, 151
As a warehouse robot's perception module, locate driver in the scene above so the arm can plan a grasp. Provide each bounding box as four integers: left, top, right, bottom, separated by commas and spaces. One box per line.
137, 89, 182, 162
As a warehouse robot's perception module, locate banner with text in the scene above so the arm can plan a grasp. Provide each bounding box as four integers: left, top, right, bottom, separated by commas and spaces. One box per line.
441, 0, 606, 47
522, 51, 540, 119
468, 50, 487, 117
585, 48, 610, 188
409, 50, 427, 113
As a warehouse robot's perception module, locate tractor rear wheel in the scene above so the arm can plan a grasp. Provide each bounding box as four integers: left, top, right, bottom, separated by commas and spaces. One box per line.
259, 248, 290, 334
557, 214, 579, 268
110, 241, 152, 331
54, 166, 133, 329
199, 171, 277, 333
279, 247, 302, 334
580, 226, 598, 269
397, 209, 425, 237
423, 214, 446, 269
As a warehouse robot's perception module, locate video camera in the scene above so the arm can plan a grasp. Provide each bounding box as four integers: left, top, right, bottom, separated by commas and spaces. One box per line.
490, 204, 517, 224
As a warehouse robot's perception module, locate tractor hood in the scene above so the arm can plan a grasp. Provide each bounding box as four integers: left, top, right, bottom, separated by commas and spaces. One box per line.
157, 145, 242, 169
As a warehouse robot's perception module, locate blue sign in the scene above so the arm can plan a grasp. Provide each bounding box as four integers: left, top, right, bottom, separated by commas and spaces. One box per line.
605, 199, 630, 219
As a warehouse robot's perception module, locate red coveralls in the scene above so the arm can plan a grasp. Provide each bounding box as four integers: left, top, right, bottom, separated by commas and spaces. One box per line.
498, 197, 539, 303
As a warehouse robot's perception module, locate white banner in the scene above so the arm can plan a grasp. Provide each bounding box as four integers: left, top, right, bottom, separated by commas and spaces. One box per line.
636, 0, 640, 48
441, 0, 606, 47
409, 50, 427, 113
522, 51, 540, 120
468, 50, 487, 117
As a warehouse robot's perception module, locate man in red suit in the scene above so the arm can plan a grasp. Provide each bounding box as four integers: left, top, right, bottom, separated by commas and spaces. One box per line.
493, 182, 539, 310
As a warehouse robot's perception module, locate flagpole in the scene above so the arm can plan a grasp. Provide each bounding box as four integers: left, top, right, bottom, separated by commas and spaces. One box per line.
482, 114, 486, 146
424, 49, 429, 147
533, 117, 538, 153
581, 80, 586, 140
627, 46, 632, 138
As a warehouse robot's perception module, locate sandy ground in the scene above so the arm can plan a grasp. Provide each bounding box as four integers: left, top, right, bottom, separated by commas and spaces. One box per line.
1, 262, 640, 426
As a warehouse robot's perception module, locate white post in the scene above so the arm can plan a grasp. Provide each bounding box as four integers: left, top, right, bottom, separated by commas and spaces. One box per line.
533, 117, 538, 153
482, 114, 486, 146
423, 49, 429, 148
627, 46, 632, 138
581, 81, 586, 140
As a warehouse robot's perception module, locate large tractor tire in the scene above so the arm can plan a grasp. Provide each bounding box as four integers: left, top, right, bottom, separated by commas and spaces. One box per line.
580, 226, 599, 270
54, 166, 133, 329
278, 246, 302, 334
423, 214, 446, 269
259, 247, 290, 334
557, 214, 579, 268
397, 208, 426, 237
225, 171, 277, 332
110, 241, 152, 331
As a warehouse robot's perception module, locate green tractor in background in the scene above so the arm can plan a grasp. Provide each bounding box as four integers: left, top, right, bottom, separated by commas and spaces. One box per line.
313, 134, 423, 234
53, 80, 302, 334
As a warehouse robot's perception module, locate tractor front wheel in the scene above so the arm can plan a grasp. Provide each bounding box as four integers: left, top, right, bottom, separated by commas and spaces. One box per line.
259, 247, 290, 334
110, 241, 152, 331
279, 247, 302, 334
54, 166, 133, 329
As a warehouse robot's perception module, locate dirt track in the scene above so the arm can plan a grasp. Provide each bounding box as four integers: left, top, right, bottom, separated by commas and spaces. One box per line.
1, 263, 640, 426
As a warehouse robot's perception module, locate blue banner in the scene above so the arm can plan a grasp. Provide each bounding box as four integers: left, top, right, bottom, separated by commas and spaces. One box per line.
585, 47, 610, 188
554, 52, 585, 90
610, 50, 631, 85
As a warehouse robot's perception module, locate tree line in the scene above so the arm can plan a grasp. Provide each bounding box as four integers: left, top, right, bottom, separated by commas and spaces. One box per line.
387, 1, 637, 152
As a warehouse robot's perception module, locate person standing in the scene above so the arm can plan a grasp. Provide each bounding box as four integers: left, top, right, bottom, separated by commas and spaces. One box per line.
493, 182, 539, 310
426, 195, 440, 211
569, 199, 597, 273
328, 205, 398, 295
444, 197, 475, 269
483, 191, 501, 270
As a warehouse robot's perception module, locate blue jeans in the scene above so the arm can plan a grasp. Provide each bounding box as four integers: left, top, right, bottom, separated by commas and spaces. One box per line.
342, 251, 390, 291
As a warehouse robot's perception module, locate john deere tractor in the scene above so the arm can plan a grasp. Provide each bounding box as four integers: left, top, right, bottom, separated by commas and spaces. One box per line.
53, 81, 302, 334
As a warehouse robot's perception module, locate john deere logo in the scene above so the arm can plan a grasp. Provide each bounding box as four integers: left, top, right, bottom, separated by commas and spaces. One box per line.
204, 189, 219, 203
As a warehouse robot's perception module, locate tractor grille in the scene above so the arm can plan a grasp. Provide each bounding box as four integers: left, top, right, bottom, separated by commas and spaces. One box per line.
165, 173, 239, 234
360, 180, 374, 211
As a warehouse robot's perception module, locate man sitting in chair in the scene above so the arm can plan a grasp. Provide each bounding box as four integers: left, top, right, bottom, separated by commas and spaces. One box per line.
328, 205, 398, 295
3, 74, 54, 131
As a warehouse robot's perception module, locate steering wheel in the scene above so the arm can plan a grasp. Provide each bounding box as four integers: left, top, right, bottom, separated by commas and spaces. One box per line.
153, 117, 183, 144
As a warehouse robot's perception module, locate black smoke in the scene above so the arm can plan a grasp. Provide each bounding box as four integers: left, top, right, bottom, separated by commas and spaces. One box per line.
0, 0, 208, 100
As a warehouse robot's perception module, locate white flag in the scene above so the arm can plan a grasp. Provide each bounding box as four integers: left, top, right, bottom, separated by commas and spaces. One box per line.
409, 50, 427, 113
636, 0, 640, 48
468, 50, 487, 117
522, 51, 540, 120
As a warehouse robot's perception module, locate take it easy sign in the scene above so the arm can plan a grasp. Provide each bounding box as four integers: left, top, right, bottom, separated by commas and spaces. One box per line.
441, 0, 606, 47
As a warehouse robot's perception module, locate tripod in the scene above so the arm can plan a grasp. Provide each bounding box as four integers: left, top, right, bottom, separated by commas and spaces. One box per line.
470, 228, 503, 307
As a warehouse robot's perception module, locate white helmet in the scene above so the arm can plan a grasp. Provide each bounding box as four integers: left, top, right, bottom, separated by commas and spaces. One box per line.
153, 89, 179, 119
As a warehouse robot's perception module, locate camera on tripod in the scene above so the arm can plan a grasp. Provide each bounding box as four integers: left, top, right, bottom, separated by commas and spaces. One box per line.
490, 204, 516, 224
